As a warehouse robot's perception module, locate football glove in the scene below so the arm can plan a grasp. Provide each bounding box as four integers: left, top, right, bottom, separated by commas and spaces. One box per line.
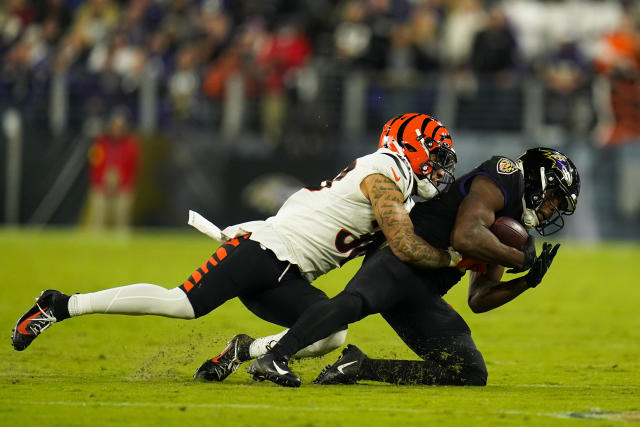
506, 234, 536, 274
524, 242, 561, 288
456, 257, 488, 274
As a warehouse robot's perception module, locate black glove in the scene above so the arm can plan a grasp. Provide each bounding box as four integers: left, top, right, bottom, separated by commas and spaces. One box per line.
524, 242, 561, 288
506, 234, 536, 274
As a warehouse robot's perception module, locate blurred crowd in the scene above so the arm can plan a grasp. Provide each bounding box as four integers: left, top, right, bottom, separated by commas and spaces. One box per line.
2, 0, 640, 145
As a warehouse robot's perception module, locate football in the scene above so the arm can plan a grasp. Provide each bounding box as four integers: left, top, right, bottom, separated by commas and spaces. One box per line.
490, 216, 528, 250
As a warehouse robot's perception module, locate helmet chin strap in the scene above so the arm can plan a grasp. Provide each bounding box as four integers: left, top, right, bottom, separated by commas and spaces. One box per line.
416, 176, 438, 200
384, 134, 439, 200
521, 198, 539, 229
516, 159, 539, 229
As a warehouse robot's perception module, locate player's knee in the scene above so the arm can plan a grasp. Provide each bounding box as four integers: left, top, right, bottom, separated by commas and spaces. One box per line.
294, 328, 348, 358
333, 291, 366, 323
463, 354, 488, 386
464, 364, 488, 386
321, 328, 347, 351
165, 287, 196, 319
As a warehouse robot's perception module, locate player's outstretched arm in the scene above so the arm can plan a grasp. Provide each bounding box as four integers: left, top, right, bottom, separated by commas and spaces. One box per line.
467, 265, 529, 313
467, 243, 561, 313
451, 175, 529, 269
360, 174, 457, 269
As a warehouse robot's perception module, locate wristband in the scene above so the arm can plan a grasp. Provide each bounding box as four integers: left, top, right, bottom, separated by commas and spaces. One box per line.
447, 248, 462, 267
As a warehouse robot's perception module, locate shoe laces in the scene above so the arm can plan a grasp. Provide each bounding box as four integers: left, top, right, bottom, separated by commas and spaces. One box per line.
317, 365, 332, 378
28, 302, 57, 335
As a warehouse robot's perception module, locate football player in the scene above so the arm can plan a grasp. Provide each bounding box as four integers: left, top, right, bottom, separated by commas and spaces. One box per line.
246, 147, 580, 387
12, 114, 462, 374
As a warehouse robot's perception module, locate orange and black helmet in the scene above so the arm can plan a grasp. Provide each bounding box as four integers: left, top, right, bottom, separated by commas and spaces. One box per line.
379, 113, 457, 192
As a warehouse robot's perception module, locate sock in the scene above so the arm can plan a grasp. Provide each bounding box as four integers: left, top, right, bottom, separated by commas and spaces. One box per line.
293, 328, 347, 358
67, 284, 195, 319
268, 331, 302, 361
248, 328, 347, 360
52, 293, 71, 321
248, 329, 288, 359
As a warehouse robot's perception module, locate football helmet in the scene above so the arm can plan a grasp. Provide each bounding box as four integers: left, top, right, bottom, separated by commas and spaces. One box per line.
379, 113, 457, 198
517, 147, 580, 235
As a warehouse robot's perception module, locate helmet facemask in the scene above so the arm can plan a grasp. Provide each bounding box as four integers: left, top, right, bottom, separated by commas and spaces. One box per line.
525, 166, 578, 236
415, 143, 457, 196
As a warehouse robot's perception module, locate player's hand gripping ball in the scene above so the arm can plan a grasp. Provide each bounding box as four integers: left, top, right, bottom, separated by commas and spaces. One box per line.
491, 217, 537, 273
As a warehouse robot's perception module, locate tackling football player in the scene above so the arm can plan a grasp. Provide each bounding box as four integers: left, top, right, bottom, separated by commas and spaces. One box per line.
246, 147, 580, 387
12, 114, 466, 376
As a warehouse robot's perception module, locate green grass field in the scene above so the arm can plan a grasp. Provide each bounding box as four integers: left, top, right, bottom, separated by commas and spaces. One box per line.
1, 229, 639, 426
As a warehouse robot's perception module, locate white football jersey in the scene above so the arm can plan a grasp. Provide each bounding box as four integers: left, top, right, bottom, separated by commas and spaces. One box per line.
221, 148, 416, 281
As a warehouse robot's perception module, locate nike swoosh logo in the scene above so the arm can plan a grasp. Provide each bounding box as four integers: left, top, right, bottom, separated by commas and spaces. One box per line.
391, 167, 401, 182
16, 308, 48, 335
337, 361, 357, 374
273, 361, 289, 376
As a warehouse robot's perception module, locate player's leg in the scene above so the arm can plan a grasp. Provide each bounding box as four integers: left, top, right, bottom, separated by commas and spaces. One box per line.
364, 305, 487, 385
194, 272, 347, 381
11, 284, 196, 352
247, 247, 411, 386
316, 298, 487, 386
262, 247, 411, 362
240, 278, 349, 359
12, 235, 289, 351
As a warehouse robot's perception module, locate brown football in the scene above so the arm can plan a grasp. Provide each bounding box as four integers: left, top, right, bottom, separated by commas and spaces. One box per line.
490, 216, 528, 250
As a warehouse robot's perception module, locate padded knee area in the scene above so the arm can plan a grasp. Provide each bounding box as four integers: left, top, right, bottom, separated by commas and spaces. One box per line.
294, 328, 348, 358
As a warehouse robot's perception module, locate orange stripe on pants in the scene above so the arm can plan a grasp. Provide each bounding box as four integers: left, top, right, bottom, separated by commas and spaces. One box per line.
216, 247, 227, 261
192, 271, 202, 284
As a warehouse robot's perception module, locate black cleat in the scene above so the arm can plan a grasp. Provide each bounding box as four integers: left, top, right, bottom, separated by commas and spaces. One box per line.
247, 353, 301, 388
313, 344, 367, 385
12, 290, 65, 351
194, 334, 254, 381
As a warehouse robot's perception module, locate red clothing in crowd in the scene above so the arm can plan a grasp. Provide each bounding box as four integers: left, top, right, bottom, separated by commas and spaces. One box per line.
89, 133, 140, 191
256, 29, 312, 93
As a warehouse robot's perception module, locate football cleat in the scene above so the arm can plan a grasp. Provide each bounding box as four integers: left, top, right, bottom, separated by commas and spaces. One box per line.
11, 290, 65, 351
313, 344, 367, 385
247, 353, 301, 388
194, 334, 254, 382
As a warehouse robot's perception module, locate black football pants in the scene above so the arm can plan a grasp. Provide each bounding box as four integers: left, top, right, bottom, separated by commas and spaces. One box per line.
271, 247, 488, 385
179, 236, 329, 327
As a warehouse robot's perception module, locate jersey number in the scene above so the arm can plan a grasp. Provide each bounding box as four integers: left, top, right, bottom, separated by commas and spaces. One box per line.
335, 228, 383, 265
306, 161, 356, 191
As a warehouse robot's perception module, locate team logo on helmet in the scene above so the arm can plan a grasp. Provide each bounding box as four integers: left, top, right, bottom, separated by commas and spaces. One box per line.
497, 158, 517, 174
540, 149, 573, 186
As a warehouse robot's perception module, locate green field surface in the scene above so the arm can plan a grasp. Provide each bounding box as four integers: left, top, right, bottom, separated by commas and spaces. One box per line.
1, 229, 639, 426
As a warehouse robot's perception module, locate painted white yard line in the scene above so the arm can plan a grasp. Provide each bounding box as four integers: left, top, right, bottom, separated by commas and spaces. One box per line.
2, 371, 639, 389
6, 400, 638, 422
1, 400, 435, 413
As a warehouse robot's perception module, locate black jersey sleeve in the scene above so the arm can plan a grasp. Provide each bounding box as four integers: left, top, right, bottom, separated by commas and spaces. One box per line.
455, 156, 525, 220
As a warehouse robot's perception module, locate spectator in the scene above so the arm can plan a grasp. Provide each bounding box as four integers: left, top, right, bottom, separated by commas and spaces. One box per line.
167, 42, 201, 119
440, 0, 486, 68
593, 9, 640, 145
255, 21, 312, 147
201, 27, 260, 101
33, 0, 71, 34
333, 0, 372, 68
71, 0, 120, 51
86, 110, 141, 233
470, 7, 518, 76
537, 37, 593, 134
